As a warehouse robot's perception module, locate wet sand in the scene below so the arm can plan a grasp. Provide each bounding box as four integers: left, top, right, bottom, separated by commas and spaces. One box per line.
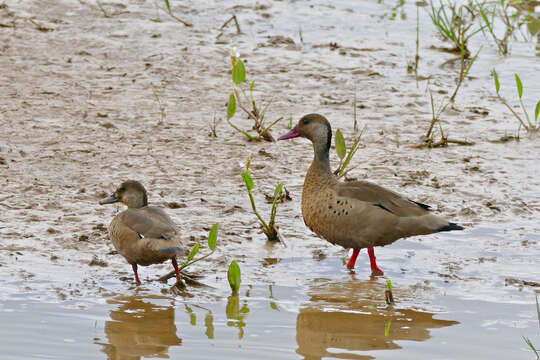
0, 0, 539, 359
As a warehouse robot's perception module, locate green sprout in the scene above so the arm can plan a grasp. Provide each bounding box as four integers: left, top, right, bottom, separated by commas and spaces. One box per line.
523, 295, 539, 358
241, 156, 284, 242
226, 55, 282, 142
227, 261, 241, 294
158, 224, 218, 282
333, 128, 363, 178
385, 279, 395, 305
493, 70, 540, 132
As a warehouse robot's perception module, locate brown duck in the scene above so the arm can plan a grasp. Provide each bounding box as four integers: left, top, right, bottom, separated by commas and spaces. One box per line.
279, 114, 463, 275
99, 180, 187, 285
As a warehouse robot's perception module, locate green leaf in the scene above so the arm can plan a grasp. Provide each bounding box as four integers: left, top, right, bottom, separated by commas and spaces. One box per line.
227, 93, 236, 120
493, 69, 500, 94
227, 261, 241, 294
241, 171, 253, 191
535, 100, 540, 123
335, 129, 346, 160
164, 0, 171, 13
208, 223, 218, 251
232, 60, 246, 85
273, 182, 283, 198
515, 74, 523, 99
250, 80, 255, 92
187, 243, 199, 261
527, 17, 540, 36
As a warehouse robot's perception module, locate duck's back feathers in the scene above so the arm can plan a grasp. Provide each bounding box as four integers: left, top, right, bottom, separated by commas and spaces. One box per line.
117, 206, 178, 240
336, 181, 430, 217
109, 206, 185, 266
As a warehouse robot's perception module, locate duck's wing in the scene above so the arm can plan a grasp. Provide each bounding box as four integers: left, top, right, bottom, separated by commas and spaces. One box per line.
336, 181, 430, 217
117, 207, 178, 240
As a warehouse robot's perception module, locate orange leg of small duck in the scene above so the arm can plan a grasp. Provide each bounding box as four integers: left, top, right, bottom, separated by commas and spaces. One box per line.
132, 264, 141, 285
367, 247, 384, 276
171, 257, 182, 284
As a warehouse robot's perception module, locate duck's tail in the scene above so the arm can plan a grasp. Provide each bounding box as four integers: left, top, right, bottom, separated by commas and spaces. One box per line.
438, 222, 464, 232
156, 246, 189, 256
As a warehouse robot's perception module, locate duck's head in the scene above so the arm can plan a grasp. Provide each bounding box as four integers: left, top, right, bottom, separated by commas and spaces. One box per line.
278, 113, 332, 154
99, 180, 148, 209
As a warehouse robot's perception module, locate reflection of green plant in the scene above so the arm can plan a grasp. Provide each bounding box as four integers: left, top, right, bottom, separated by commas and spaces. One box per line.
523, 295, 539, 359
226, 54, 282, 141
241, 156, 284, 241
333, 129, 363, 178
493, 70, 540, 132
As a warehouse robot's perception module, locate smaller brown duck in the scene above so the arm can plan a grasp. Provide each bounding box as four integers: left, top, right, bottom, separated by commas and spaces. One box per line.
99, 180, 187, 285
279, 114, 463, 276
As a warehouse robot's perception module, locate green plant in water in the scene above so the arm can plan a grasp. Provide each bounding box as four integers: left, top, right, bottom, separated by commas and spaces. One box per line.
523, 295, 539, 359
428, 0, 485, 57
476, 0, 540, 55
227, 261, 241, 294
449, 42, 481, 103
179, 224, 218, 271
333, 128, 363, 178
159, 224, 218, 282
226, 52, 282, 141
493, 70, 540, 132
241, 156, 284, 241
385, 279, 395, 304
413, 89, 474, 148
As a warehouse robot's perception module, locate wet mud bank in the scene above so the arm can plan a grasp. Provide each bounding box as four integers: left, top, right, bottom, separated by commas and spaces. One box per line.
0, 0, 539, 359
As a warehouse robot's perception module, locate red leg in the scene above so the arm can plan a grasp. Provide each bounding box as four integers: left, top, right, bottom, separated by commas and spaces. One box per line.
346, 249, 360, 269
171, 257, 182, 284
368, 247, 384, 276
132, 264, 141, 285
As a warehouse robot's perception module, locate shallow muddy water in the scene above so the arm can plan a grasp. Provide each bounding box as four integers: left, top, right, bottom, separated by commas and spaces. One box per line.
1, 0, 539, 359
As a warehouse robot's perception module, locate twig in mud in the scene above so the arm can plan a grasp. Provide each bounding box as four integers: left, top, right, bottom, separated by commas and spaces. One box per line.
158, 270, 208, 287
160, 0, 192, 27
96, 1, 110, 18
414, 90, 474, 148
220, 15, 241, 33
152, 87, 166, 124
209, 112, 222, 137
409, 137, 474, 148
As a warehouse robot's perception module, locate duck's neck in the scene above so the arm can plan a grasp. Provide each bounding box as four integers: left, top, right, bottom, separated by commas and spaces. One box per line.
306, 140, 335, 185
125, 194, 148, 209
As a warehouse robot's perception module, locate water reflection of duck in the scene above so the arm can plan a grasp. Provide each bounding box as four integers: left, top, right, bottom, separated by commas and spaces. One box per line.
99, 295, 181, 359
296, 279, 458, 359
279, 114, 463, 276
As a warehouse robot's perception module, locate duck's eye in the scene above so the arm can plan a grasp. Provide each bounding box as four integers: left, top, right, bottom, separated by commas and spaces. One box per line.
119, 187, 125, 192
302, 118, 310, 125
